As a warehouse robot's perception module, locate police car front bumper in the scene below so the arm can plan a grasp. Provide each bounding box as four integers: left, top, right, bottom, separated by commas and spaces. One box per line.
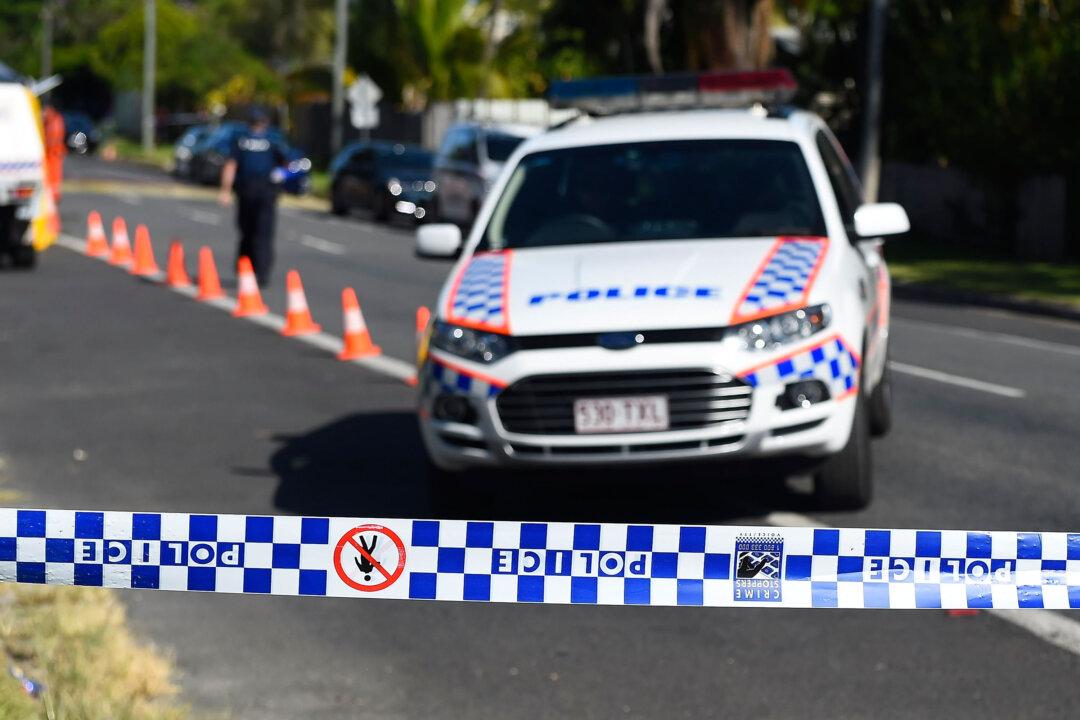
418, 342, 858, 471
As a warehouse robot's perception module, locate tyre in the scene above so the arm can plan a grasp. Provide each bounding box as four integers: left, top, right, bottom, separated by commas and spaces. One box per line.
330, 184, 349, 216
813, 393, 873, 510
373, 192, 389, 222
10, 245, 37, 269
868, 354, 893, 437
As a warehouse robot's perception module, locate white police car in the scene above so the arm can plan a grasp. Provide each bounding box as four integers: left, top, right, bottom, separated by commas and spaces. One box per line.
414, 71, 909, 509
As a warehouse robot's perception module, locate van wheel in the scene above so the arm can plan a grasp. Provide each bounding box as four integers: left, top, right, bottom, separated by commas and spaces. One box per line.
813, 393, 873, 510
10, 245, 37, 269
868, 356, 893, 437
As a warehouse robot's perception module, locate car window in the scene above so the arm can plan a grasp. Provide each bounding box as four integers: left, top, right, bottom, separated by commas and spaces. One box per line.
484, 132, 526, 162
441, 128, 478, 165
481, 139, 826, 250
814, 129, 862, 227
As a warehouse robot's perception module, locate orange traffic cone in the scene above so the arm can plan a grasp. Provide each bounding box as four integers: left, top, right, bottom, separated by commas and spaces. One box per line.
110, 217, 133, 267
166, 241, 191, 288
130, 224, 160, 276
42, 189, 61, 237
196, 247, 224, 300
85, 211, 109, 257
405, 305, 432, 386
338, 288, 381, 360
281, 270, 321, 336
233, 256, 268, 317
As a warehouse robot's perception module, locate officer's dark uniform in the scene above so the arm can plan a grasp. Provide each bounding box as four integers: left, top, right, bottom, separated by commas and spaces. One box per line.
229, 124, 287, 285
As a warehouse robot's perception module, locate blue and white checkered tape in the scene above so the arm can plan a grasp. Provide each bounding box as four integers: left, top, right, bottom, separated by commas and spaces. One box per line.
1, 508, 1078, 609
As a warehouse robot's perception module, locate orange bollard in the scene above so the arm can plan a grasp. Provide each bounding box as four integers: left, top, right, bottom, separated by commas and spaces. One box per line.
85, 211, 109, 257
109, 217, 133, 268
281, 270, 321, 336
130, 224, 160, 276
233, 256, 268, 317
166, 241, 192, 288
338, 287, 381, 360
196, 246, 225, 301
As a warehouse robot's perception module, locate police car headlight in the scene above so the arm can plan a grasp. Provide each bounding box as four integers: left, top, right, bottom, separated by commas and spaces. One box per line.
430, 321, 515, 364
727, 304, 831, 352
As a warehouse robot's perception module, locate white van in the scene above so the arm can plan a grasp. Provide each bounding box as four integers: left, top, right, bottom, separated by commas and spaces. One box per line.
0, 82, 47, 268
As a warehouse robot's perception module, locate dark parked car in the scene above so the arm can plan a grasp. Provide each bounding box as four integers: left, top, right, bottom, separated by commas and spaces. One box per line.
188, 122, 311, 195
173, 124, 211, 178
330, 141, 436, 222
61, 111, 101, 155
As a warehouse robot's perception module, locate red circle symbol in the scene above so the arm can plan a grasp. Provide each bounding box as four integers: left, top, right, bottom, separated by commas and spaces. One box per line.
333, 524, 407, 592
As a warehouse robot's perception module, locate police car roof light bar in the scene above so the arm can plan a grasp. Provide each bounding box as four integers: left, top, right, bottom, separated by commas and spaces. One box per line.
548, 69, 798, 114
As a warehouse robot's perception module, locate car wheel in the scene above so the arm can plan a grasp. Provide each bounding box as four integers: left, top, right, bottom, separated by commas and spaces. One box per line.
330, 184, 349, 216
373, 193, 389, 222
813, 393, 873, 510
10, 245, 37, 269
868, 353, 893, 437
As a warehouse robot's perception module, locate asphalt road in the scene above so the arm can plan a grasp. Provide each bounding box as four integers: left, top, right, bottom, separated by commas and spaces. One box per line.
2, 155, 1079, 718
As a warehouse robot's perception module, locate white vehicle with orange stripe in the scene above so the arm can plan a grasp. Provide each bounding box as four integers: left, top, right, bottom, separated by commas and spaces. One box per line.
0, 81, 48, 268
414, 71, 909, 509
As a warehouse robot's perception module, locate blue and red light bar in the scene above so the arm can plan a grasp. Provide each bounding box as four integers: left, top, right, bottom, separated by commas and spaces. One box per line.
548, 69, 798, 113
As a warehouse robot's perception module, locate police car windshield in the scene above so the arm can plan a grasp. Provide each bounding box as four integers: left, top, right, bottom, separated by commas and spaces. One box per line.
481, 140, 825, 250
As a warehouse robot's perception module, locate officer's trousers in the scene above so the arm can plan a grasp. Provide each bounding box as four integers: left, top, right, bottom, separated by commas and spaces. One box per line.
236, 190, 277, 284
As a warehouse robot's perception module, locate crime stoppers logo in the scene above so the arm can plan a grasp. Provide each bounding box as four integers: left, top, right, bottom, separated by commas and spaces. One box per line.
733, 533, 784, 603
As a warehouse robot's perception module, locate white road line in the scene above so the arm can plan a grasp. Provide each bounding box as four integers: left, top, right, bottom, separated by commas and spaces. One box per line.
188, 209, 221, 226
300, 235, 346, 255
118, 193, 143, 206
889, 361, 1026, 399
760, 510, 1080, 657
55, 234, 417, 383
893, 317, 1080, 358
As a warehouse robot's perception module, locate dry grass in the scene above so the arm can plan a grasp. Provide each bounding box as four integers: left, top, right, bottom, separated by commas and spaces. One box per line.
0, 584, 198, 720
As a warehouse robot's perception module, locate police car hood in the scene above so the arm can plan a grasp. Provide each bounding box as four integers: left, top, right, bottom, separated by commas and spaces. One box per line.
496, 237, 825, 335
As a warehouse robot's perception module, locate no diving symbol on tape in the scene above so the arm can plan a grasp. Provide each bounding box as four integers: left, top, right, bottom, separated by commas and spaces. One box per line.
333, 524, 406, 592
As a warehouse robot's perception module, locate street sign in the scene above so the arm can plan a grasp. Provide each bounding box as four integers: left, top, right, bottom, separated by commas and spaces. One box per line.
348, 74, 382, 130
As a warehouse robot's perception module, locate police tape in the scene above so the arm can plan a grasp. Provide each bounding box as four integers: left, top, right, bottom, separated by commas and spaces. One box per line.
0, 508, 1077, 609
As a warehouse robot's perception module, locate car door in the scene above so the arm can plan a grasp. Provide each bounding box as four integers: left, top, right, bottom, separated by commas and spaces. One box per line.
343, 148, 374, 207
814, 128, 886, 363
435, 127, 479, 224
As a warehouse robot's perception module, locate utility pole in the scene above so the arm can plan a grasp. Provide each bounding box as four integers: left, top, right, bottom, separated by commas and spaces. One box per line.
41, 1, 54, 80
142, 0, 157, 153
858, 0, 887, 202
331, 0, 348, 155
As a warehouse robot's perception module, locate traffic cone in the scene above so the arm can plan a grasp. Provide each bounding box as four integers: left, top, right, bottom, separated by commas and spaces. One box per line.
166, 241, 191, 288
338, 287, 381, 360
281, 270, 321, 336
406, 305, 432, 386
196, 246, 224, 301
233, 256, 268, 317
42, 189, 61, 237
110, 217, 133, 268
85, 211, 109, 257
130, 224, 160, 276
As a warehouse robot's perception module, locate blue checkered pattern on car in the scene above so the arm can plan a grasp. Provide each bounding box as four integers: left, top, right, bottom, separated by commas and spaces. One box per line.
0, 161, 42, 174
428, 356, 503, 398
448, 253, 509, 330
734, 239, 825, 320
740, 335, 860, 400
2, 509, 1077, 609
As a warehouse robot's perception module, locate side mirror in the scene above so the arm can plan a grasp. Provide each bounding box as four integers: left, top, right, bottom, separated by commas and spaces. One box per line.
853, 202, 910, 238
416, 224, 462, 258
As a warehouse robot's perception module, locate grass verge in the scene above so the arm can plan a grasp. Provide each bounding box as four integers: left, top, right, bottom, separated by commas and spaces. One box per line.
0, 584, 199, 720
108, 138, 176, 173
886, 237, 1080, 309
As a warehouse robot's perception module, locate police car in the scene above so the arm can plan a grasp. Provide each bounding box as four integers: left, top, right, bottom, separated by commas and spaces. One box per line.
414, 71, 909, 509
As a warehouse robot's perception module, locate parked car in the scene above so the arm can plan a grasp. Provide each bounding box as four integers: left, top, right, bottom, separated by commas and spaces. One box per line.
432, 122, 541, 228
173, 124, 211, 178
188, 122, 311, 195
60, 111, 101, 155
329, 141, 436, 222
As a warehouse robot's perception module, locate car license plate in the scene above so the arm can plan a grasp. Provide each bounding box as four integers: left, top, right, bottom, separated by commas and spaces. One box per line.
573, 396, 669, 434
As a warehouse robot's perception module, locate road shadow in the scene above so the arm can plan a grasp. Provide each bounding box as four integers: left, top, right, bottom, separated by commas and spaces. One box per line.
270, 411, 819, 525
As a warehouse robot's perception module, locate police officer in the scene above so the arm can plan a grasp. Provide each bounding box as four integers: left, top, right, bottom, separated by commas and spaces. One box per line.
218, 109, 287, 286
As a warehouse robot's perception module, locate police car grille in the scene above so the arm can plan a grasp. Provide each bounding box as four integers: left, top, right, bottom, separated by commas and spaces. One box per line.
496, 370, 752, 435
